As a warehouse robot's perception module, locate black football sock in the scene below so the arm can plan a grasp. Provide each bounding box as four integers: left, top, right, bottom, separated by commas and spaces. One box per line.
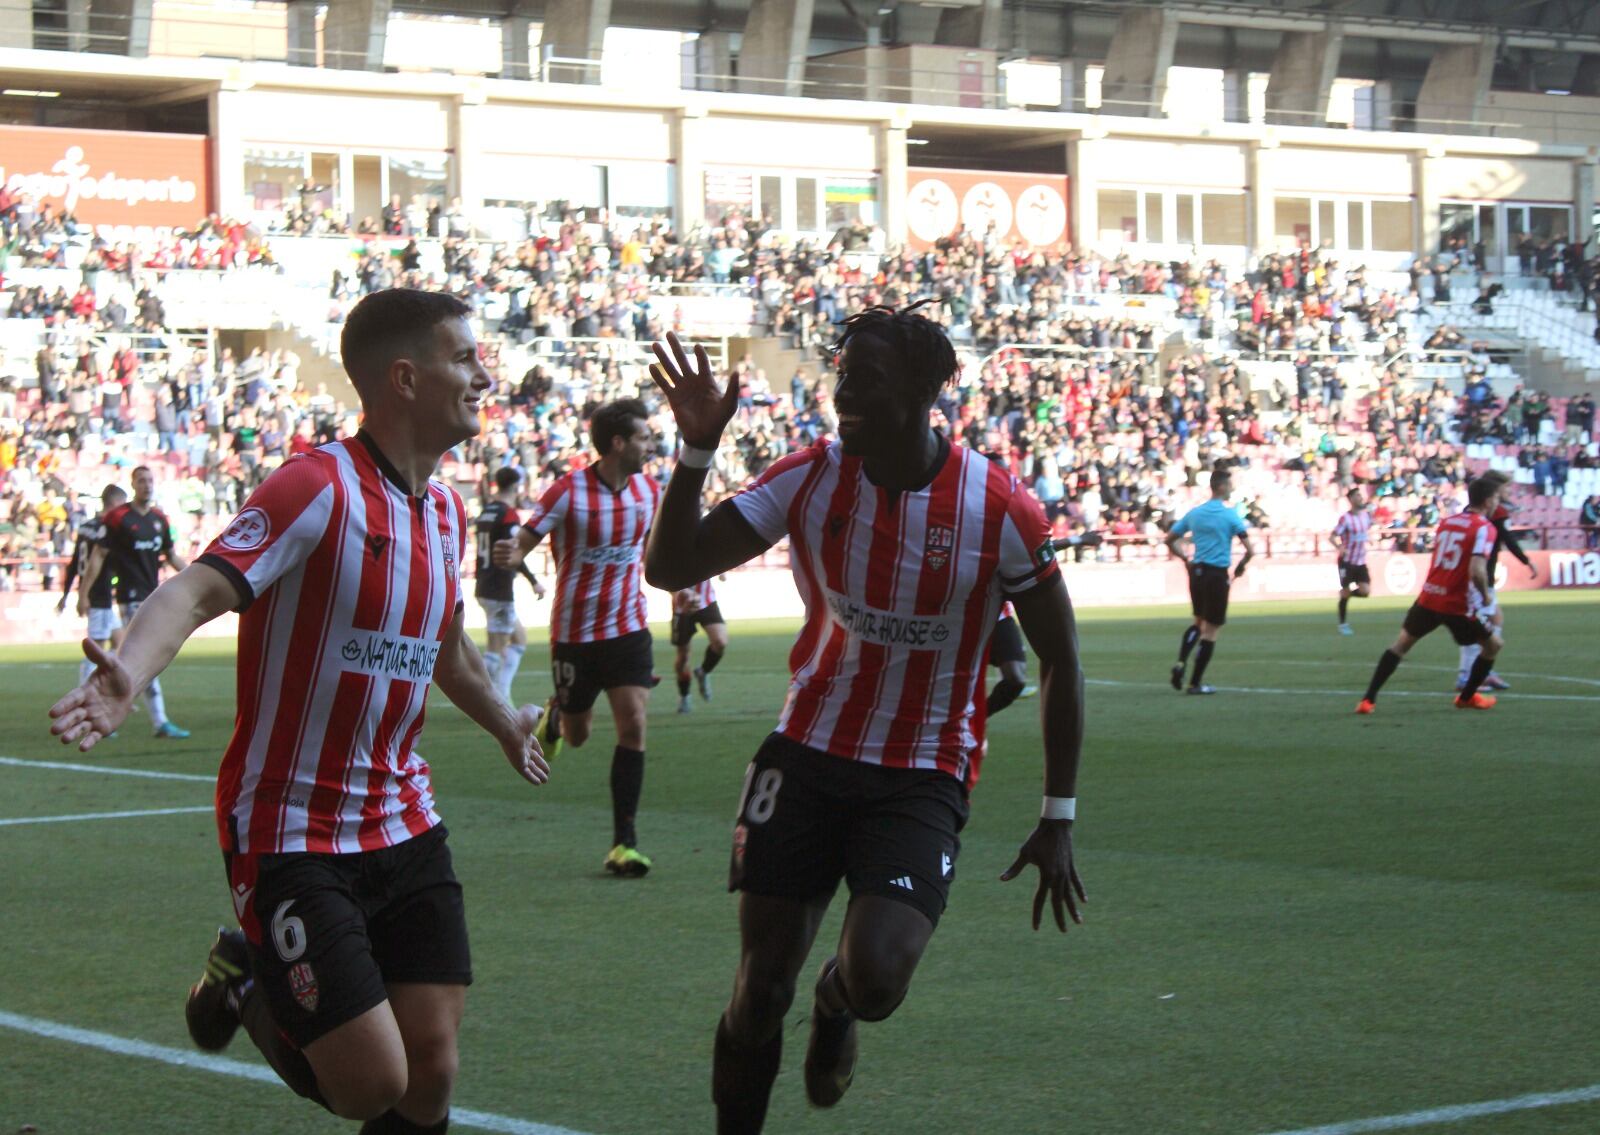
236, 982, 328, 1109
986, 677, 1024, 716
359, 1110, 449, 1134
1338, 593, 1350, 623
700, 645, 725, 674
1460, 654, 1495, 699
1189, 640, 1216, 687
610, 746, 645, 848
1365, 649, 1402, 702
1177, 624, 1200, 663
677, 675, 691, 697
713, 1015, 782, 1135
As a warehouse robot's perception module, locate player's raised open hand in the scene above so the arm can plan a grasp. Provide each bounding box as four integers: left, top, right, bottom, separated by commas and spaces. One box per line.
48, 637, 137, 752
498, 703, 551, 787
649, 331, 739, 451
1001, 819, 1087, 933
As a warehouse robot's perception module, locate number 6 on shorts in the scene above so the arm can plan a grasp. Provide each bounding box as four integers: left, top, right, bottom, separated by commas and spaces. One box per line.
272, 900, 307, 962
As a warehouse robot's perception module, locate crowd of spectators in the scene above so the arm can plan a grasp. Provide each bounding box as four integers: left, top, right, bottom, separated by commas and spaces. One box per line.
3, 188, 1598, 597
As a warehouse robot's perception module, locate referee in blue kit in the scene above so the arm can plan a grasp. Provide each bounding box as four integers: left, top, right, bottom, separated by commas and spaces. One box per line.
1164, 468, 1259, 695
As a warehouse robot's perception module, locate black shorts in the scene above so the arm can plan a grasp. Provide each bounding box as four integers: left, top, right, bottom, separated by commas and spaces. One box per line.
670, 602, 726, 647
551, 628, 654, 714
225, 824, 471, 1048
728, 733, 970, 927
1401, 602, 1491, 646
1338, 561, 1371, 588
1189, 564, 1232, 625
989, 616, 1026, 666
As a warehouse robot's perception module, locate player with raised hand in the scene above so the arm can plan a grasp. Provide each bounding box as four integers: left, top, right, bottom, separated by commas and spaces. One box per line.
49, 289, 549, 1135
1356, 474, 1506, 714
645, 310, 1088, 1134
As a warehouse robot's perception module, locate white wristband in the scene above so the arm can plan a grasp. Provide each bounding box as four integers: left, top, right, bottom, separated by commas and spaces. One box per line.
677, 444, 714, 469
1041, 796, 1076, 821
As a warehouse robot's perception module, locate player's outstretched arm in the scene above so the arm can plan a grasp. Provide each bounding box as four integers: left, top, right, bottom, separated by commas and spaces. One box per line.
1234, 530, 1258, 579
1000, 574, 1088, 934
48, 562, 238, 751
644, 332, 775, 590
433, 607, 549, 787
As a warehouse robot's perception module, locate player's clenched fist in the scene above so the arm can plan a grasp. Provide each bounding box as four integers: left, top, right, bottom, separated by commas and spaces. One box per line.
492, 536, 525, 569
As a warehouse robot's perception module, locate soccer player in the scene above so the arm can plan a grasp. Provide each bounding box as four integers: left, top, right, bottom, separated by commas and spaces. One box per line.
494, 398, 662, 878
48, 289, 550, 1134
985, 601, 1036, 716
644, 314, 1088, 1134
1331, 487, 1372, 635
58, 484, 128, 685
1455, 469, 1536, 692
1356, 474, 1505, 713
81, 464, 191, 738
1164, 468, 1257, 695
671, 579, 728, 713
473, 466, 545, 701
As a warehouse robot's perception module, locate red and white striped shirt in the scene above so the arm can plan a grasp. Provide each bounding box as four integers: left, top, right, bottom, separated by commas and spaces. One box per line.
731, 440, 1058, 787
1332, 508, 1373, 566
197, 433, 465, 856
526, 467, 661, 643
674, 578, 718, 615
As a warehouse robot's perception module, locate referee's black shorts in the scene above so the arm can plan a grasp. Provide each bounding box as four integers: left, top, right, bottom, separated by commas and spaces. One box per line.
1188, 563, 1232, 626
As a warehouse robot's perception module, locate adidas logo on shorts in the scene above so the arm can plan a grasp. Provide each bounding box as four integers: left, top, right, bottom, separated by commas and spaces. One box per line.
890, 876, 914, 891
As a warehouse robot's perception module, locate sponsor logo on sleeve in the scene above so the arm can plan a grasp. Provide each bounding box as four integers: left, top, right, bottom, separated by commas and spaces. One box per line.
220, 507, 271, 552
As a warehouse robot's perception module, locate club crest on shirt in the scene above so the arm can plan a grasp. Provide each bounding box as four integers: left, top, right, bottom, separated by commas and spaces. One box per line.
288, 962, 319, 1013
925, 525, 955, 571
440, 533, 457, 574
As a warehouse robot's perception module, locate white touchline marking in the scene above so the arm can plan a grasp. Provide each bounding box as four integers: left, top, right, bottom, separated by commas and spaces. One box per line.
1264, 659, 1600, 688
1254, 1080, 1600, 1135
1083, 679, 1600, 703
0, 1010, 598, 1135
0, 806, 212, 827
0, 755, 213, 782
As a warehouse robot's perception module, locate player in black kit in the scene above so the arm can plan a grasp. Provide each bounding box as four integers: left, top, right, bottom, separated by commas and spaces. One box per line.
82, 466, 191, 738
474, 467, 544, 700
59, 484, 129, 686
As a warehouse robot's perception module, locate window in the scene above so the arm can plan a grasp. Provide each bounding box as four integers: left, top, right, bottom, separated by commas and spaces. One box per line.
1142, 193, 1162, 243
1347, 201, 1365, 250
1275, 196, 1311, 245
795, 177, 819, 232
243, 149, 305, 213
825, 179, 877, 230
704, 169, 753, 224
1175, 193, 1196, 244
1316, 200, 1336, 248
1201, 194, 1246, 246
387, 155, 449, 215
1098, 188, 1138, 243
608, 162, 673, 220
1371, 200, 1412, 251
1528, 206, 1571, 241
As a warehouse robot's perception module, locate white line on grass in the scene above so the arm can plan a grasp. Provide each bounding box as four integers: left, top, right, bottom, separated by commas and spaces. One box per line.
1084, 679, 1600, 703
0, 755, 213, 782
1255, 1081, 1600, 1135
0, 805, 211, 827
0, 1010, 597, 1135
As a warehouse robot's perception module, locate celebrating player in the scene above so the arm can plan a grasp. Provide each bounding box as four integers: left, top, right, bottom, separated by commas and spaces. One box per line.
473, 466, 545, 700
1356, 474, 1505, 713
49, 289, 550, 1134
1164, 468, 1257, 695
645, 311, 1088, 1134
58, 484, 128, 685
80, 464, 191, 738
1331, 487, 1372, 635
494, 398, 662, 878
671, 579, 729, 713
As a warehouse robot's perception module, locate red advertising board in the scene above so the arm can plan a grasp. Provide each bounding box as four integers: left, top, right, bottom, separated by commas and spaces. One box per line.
0, 124, 211, 232
905, 167, 1070, 252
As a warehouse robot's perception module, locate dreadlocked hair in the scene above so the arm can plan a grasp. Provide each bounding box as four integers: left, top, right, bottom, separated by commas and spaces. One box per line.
831, 298, 958, 404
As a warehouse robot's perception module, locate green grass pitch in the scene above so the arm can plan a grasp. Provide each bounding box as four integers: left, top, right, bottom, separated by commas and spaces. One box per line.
3, 591, 1598, 1135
